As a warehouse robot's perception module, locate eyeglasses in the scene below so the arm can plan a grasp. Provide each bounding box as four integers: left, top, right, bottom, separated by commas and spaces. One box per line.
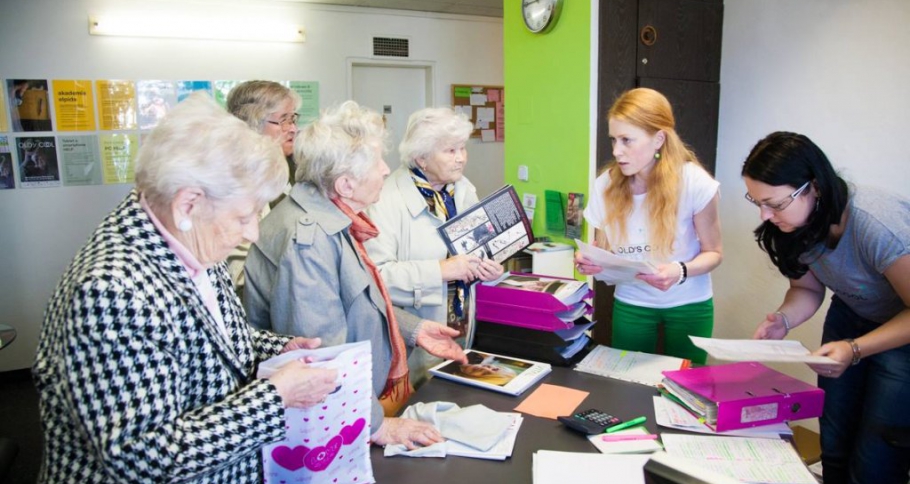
744, 181, 810, 212
265, 113, 299, 130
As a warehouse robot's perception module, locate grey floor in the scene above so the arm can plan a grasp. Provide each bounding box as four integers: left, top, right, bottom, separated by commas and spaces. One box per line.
0, 369, 42, 484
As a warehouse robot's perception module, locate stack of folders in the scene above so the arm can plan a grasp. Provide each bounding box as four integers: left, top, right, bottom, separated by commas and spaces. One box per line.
661, 362, 825, 432
660, 377, 719, 426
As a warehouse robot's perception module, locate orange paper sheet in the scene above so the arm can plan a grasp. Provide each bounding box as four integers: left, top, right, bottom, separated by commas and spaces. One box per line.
514, 383, 589, 419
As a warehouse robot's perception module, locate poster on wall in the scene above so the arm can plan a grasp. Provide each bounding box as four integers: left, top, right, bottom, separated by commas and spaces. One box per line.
60, 135, 103, 186
285, 81, 319, 125
565, 192, 584, 239
177, 80, 213, 102
137, 80, 177, 130
52, 80, 97, 131
0, 88, 9, 132
6, 79, 54, 132
0, 136, 14, 189
100, 133, 138, 184
95, 80, 137, 131
16, 136, 61, 188
213, 80, 243, 108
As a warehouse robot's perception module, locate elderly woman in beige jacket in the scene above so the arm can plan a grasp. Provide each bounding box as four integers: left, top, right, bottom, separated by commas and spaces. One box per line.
365, 107, 504, 387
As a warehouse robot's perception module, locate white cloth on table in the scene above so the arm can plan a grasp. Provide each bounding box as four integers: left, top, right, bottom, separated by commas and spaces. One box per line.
383, 401, 513, 458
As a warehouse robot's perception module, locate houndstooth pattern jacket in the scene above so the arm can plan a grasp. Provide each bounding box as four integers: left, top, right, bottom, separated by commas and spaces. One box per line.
33, 191, 294, 483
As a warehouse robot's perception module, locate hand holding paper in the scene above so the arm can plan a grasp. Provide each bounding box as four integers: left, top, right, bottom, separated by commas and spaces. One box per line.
689, 336, 837, 364
575, 239, 657, 284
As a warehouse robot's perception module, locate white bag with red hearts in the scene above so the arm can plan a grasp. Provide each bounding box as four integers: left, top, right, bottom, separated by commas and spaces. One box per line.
257, 340, 374, 484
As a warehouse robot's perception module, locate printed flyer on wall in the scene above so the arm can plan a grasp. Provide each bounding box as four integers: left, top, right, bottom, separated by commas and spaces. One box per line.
100, 133, 137, 184
0, 136, 14, 189
59, 135, 103, 186
137, 80, 177, 130
7, 79, 53, 132
16, 136, 61, 188
52, 79, 96, 131
96, 80, 137, 131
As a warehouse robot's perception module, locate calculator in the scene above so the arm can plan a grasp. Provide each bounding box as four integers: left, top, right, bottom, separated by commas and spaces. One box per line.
558, 408, 622, 435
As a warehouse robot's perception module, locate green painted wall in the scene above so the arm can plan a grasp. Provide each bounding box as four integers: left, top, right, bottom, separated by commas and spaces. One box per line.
504, 0, 592, 246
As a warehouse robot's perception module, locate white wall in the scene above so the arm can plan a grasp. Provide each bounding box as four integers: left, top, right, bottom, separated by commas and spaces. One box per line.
0, 0, 503, 371
714, 0, 910, 430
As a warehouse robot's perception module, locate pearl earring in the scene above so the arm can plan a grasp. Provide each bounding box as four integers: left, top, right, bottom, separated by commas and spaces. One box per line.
178, 219, 193, 232
654, 152, 661, 160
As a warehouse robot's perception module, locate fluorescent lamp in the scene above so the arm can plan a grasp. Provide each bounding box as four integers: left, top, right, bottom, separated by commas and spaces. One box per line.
88, 15, 305, 43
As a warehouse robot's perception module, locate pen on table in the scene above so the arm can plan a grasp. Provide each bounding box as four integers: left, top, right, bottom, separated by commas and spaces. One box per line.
601, 434, 659, 442
604, 416, 647, 433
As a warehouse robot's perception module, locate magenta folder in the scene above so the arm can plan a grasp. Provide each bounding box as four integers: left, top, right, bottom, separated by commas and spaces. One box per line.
662, 361, 824, 432
476, 273, 593, 332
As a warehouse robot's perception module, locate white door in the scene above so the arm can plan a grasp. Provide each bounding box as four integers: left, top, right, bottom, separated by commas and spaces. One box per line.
351, 64, 430, 172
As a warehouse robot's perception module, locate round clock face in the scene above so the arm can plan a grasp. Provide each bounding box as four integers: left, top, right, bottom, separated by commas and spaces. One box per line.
522, 0, 562, 34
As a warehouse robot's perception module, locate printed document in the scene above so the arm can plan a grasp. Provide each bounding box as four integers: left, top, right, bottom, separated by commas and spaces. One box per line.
575, 239, 657, 284
689, 336, 837, 364
660, 434, 817, 484
575, 345, 690, 387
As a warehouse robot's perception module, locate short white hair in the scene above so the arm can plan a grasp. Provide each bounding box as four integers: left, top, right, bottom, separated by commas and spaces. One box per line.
135, 92, 287, 210
293, 101, 387, 198
399, 107, 473, 168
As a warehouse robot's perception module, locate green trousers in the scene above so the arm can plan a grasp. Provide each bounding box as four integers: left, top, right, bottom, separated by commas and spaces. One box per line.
612, 298, 714, 364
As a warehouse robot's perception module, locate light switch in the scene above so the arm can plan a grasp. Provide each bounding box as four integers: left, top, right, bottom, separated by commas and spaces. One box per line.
518, 165, 529, 181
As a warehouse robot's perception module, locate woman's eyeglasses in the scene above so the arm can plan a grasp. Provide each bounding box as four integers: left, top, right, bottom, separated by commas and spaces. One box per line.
265, 113, 300, 130
744, 181, 810, 212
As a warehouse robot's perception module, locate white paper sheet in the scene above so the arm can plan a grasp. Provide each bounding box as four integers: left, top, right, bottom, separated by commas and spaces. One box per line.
689, 336, 837, 364
653, 396, 792, 438
660, 434, 817, 484
533, 451, 649, 484
575, 239, 657, 284
574, 345, 688, 387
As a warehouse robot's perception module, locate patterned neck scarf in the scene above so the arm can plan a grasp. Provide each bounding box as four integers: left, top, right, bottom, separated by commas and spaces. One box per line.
410, 168, 457, 220
410, 168, 467, 317
331, 197, 410, 401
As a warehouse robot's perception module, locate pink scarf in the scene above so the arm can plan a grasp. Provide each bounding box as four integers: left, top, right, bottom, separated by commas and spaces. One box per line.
331, 198, 410, 401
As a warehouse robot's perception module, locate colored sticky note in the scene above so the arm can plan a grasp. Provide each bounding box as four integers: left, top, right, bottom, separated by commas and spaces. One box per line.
514, 383, 589, 419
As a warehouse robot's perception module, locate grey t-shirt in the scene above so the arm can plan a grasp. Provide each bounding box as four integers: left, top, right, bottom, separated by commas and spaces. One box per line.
802, 185, 910, 324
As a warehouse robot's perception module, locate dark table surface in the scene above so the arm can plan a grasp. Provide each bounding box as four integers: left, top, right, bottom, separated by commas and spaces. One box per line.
371, 366, 660, 483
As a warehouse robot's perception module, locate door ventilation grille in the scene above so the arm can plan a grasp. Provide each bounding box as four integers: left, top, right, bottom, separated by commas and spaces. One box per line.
373, 37, 409, 57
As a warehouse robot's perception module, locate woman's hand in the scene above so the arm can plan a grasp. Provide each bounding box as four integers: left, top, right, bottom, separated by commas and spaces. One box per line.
281, 336, 323, 353
440, 255, 482, 283
371, 417, 444, 449
809, 341, 852, 378
268, 360, 338, 408
416, 321, 468, 363
752, 313, 788, 340
475, 258, 505, 282
574, 252, 602, 276
636, 262, 681, 291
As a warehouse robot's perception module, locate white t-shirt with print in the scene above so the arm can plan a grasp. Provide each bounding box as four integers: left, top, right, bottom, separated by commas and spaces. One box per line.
583, 162, 719, 308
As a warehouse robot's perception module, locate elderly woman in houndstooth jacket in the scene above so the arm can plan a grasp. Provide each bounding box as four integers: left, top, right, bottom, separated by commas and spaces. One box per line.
32, 93, 339, 484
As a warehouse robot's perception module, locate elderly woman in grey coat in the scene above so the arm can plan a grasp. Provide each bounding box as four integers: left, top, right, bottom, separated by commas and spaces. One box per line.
244, 101, 467, 449
33, 93, 339, 484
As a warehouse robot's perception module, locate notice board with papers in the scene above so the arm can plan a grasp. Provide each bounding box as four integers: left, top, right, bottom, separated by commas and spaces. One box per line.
451, 84, 504, 142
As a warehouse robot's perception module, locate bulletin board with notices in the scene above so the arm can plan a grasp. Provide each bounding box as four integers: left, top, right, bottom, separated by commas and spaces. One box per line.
451, 85, 504, 142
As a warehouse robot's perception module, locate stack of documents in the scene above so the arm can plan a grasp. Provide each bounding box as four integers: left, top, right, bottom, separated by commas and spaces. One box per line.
574, 345, 691, 387
586, 427, 663, 454
533, 451, 650, 484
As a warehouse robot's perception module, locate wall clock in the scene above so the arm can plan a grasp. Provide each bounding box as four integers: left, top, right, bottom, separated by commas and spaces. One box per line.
522, 0, 563, 34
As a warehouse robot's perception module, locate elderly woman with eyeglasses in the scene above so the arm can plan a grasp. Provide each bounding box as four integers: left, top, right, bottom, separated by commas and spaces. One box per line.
224, 80, 301, 294
32, 93, 339, 483
364, 107, 504, 387
574, 88, 722, 364
743, 131, 910, 484
243, 101, 468, 449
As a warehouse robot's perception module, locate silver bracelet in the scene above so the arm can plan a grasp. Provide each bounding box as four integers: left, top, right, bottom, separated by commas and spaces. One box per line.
774, 311, 791, 334
846, 338, 862, 365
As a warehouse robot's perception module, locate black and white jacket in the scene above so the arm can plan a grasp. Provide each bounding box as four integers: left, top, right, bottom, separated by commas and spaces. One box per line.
33, 191, 293, 483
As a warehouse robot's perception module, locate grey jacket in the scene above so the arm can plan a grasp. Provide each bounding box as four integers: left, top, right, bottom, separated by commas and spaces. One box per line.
244, 182, 423, 434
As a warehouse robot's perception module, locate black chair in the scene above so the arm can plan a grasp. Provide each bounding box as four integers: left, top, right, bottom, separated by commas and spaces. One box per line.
0, 437, 19, 482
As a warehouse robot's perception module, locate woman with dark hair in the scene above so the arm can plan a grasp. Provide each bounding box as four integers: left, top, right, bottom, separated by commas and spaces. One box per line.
744, 131, 910, 484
